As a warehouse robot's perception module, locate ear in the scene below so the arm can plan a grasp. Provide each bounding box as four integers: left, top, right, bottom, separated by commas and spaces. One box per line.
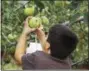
44, 42, 50, 54
46, 42, 50, 49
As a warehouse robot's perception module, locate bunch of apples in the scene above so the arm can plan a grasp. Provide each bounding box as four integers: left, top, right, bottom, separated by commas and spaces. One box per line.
24, 6, 49, 28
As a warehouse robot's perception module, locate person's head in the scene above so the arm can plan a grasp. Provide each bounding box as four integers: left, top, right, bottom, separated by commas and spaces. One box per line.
47, 24, 78, 59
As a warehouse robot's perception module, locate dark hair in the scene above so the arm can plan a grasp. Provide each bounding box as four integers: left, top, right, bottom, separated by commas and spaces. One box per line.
47, 24, 78, 59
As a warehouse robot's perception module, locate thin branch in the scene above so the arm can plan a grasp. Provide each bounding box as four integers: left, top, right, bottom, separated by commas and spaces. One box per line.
2, 32, 17, 46
72, 58, 88, 66
62, 16, 84, 26
2, 32, 11, 43
15, 1, 29, 12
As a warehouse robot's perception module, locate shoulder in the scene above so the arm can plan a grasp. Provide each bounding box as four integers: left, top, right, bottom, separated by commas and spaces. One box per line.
21, 51, 44, 63
21, 51, 43, 69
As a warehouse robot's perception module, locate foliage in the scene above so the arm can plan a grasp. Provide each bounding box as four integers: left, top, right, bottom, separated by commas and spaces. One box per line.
1, 0, 88, 70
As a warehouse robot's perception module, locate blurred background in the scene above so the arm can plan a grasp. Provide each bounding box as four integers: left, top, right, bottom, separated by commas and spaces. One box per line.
1, 0, 88, 70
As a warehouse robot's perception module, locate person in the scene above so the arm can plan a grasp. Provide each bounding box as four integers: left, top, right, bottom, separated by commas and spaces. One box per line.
14, 16, 78, 70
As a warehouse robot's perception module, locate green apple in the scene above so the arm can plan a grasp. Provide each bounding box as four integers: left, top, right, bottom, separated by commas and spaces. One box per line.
8, 34, 14, 40
28, 17, 42, 28
24, 6, 35, 16
85, 27, 88, 32
65, 1, 71, 5
55, 1, 63, 7
41, 16, 49, 25
8, 34, 17, 40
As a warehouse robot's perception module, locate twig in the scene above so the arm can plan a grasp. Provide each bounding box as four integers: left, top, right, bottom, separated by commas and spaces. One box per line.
2, 32, 17, 46
2, 32, 11, 43
72, 58, 88, 66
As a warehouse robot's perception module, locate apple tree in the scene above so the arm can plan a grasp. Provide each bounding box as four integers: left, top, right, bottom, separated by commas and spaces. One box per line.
1, 0, 88, 69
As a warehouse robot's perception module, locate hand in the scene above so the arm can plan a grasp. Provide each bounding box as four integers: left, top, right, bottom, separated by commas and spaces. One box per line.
22, 16, 36, 35
35, 26, 49, 53
35, 25, 46, 47
35, 25, 45, 41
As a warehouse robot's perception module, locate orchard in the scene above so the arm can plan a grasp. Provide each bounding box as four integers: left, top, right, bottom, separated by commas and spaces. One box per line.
1, 1, 88, 70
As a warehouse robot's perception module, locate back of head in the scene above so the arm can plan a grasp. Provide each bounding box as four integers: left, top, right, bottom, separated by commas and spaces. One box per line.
47, 24, 78, 59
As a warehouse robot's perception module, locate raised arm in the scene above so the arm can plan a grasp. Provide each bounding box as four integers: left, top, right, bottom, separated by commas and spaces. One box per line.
14, 16, 35, 65
35, 28, 50, 53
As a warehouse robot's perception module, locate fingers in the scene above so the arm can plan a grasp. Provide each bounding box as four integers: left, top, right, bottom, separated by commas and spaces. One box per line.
24, 16, 32, 26
23, 16, 44, 34
38, 25, 43, 30
31, 28, 36, 32
26, 16, 32, 22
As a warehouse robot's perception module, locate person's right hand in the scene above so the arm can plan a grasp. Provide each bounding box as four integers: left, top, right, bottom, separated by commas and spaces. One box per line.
35, 25, 45, 41
35, 26, 50, 53
35, 25, 47, 49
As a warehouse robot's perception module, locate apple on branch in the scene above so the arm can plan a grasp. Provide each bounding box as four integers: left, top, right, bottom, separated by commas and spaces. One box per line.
24, 6, 35, 16
28, 17, 42, 28
41, 16, 49, 25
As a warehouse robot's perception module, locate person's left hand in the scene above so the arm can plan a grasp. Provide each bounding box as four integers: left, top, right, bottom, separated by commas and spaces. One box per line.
22, 16, 36, 35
